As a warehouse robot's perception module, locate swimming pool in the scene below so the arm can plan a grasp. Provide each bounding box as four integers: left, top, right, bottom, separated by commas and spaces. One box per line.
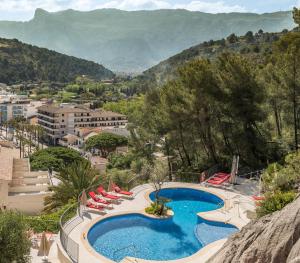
87, 188, 238, 262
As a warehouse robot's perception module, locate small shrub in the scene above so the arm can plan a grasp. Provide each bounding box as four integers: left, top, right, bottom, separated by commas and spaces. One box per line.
25, 203, 76, 233
256, 191, 297, 217
145, 202, 169, 216
145, 196, 171, 216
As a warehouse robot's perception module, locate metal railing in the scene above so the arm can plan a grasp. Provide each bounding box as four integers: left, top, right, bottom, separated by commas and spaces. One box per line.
238, 169, 264, 180
168, 164, 221, 184
59, 203, 83, 263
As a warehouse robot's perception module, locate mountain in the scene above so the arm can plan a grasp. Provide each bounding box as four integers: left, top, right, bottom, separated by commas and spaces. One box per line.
0, 37, 114, 84
139, 30, 285, 87
0, 8, 295, 73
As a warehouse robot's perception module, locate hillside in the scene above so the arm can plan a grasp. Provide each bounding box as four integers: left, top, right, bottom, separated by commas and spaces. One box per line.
0, 8, 295, 73
0, 38, 114, 84
138, 29, 287, 88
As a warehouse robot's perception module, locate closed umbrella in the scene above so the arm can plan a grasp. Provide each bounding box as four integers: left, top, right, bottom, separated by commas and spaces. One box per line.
81, 189, 88, 206
38, 232, 51, 259
108, 178, 113, 192
80, 189, 88, 216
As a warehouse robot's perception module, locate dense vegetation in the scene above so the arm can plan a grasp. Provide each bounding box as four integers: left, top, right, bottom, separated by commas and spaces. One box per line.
0, 38, 114, 84
24, 203, 75, 233
113, 30, 300, 178
0, 8, 294, 72
44, 160, 103, 212
0, 211, 31, 263
257, 152, 300, 216
30, 147, 85, 171
138, 29, 288, 89
85, 132, 128, 158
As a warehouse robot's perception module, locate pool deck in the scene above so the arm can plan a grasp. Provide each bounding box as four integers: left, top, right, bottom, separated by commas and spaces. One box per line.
57, 179, 257, 263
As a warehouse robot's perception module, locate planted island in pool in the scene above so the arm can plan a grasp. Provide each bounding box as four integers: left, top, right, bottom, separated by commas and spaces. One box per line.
87, 188, 238, 262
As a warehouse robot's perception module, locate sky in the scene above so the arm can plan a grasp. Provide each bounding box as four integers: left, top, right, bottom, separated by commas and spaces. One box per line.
0, 0, 299, 21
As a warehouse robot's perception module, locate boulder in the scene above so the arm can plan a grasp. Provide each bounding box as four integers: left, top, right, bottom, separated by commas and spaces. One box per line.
208, 197, 300, 263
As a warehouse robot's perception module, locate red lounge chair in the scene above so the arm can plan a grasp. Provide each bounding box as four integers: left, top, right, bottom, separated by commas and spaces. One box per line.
89, 191, 111, 205
97, 186, 120, 200
86, 202, 105, 211
112, 183, 133, 196
214, 173, 230, 178
252, 195, 265, 201
207, 174, 231, 185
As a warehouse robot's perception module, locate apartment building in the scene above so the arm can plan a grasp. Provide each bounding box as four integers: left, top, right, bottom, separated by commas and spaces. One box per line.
37, 104, 128, 145
0, 95, 45, 122
0, 100, 29, 122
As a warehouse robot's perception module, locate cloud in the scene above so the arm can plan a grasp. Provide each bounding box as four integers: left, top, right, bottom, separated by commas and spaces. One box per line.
0, 0, 61, 12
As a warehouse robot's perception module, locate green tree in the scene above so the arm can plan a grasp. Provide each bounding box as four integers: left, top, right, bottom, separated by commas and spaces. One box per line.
273, 32, 300, 151
245, 31, 254, 43
216, 53, 269, 167
0, 211, 31, 263
85, 133, 128, 158
30, 147, 84, 171
227, 33, 238, 44
44, 160, 103, 212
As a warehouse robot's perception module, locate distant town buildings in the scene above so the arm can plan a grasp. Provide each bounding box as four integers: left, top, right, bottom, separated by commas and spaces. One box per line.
37, 104, 128, 145
0, 92, 45, 122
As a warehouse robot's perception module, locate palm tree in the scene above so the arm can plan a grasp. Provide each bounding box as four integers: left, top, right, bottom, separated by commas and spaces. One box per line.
25, 124, 34, 154
36, 126, 45, 149
16, 131, 27, 158
43, 160, 103, 212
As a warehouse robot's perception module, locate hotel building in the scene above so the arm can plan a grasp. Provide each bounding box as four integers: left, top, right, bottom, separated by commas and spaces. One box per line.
37, 104, 128, 145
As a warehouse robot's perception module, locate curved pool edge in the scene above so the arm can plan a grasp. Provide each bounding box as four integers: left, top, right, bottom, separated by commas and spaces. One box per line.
144, 185, 243, 230
81, 185, 242, 263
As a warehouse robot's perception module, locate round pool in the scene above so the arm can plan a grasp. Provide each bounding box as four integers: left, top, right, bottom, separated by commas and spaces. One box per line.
87, 188, 238, 262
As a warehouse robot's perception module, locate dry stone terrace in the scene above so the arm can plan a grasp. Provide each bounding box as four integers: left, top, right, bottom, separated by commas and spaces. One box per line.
0, 146, 51, 214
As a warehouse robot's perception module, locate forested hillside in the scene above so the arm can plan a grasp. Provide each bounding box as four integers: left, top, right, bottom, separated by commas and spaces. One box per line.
139, 29, 287, 88
121, 26, 300, 174
0, 38, 114, 84
0, 8, 294, 72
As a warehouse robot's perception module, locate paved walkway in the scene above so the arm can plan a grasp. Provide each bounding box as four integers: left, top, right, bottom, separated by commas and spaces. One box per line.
53, 179, 257, 263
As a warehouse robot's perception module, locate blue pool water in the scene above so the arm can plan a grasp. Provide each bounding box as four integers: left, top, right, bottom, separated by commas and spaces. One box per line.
88, 188, 238, 262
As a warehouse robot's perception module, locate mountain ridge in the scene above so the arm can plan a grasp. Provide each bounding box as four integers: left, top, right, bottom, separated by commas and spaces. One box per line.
0, 8, 295, 72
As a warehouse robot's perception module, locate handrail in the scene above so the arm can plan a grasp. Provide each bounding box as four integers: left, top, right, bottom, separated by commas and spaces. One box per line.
127, 173, 141, 185
238, 169, 264, 179
59, 202, 82, 263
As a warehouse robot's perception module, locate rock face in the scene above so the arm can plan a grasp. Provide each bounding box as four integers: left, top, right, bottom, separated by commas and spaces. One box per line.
209, 197, 300, 263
